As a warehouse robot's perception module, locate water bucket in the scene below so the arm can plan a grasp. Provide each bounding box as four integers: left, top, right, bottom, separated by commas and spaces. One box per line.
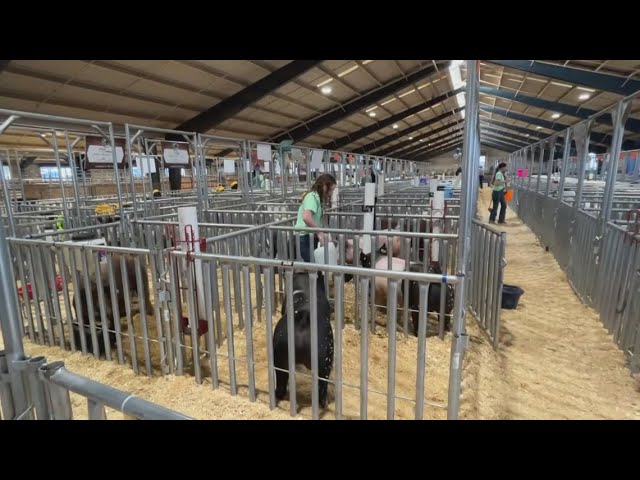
501, 284, 524, 309
314, 242, 337, 265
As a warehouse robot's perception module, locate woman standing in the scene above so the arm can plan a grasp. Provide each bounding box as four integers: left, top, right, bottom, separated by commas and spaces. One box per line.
295, 173, 337, 262
489, 162, 509, 224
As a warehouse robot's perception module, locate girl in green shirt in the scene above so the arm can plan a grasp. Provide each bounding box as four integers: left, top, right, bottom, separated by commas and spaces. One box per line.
489, 162, 509, 224
295, 173, 337, 262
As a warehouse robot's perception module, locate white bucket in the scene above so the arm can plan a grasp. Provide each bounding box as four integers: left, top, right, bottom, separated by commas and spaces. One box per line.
314, 242, 337, 265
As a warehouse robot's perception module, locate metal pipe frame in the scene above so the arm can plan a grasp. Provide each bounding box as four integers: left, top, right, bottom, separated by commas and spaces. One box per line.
38, 361, 191, 420
447, 60, 478, 420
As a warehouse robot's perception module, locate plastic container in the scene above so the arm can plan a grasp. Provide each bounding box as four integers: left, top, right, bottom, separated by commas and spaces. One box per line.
505, 189, 513, 202
501, 284, 524, 309
314, 242, 337, 265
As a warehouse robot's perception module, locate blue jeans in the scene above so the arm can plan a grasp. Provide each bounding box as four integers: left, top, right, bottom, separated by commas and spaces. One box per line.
298, 234, 319, 262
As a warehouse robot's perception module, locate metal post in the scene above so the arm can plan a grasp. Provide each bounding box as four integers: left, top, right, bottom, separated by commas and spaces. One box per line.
49, 130, 74, 228
600, 100, 631, 227
110, 123, 127, 246
0, 351, 15, 420
27, 356, 49, 419
545, 138, 557, 197
572, 120, 593, 210
557, 128, 572, 206
447, 60, 477, 420
0, 221, 26, 367
527, 146, 534, 191
0, 150, 15, 237
63, 130, 84, 227
124, 124, 139, 224
536, 141, 545, 193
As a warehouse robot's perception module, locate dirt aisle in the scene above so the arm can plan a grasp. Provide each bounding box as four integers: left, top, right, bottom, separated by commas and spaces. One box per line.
462, 187, 640, 419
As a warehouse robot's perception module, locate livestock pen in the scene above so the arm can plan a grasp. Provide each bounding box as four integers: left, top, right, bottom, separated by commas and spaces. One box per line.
0, 73, 504, 418
0, 62, 512, 421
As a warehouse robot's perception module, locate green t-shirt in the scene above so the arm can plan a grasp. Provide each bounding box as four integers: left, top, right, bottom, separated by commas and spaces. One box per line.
493, 171, 505, 192
295, 191, 322, 234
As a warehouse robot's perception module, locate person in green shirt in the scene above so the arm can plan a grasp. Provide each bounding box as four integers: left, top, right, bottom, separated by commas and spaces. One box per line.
295, 173, 337, 262
489, 162, 509, 224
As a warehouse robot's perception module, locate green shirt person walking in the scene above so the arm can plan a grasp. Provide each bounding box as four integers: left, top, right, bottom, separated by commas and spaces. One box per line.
489, 162, 508, 224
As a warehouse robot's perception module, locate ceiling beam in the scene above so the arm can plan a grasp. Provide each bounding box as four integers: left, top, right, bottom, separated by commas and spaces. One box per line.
480, 105, 640, 151
487, 60, 640, 97
479, 85, 640, 134
480, 131, 529, 149
480, 136, 525, 152
480, 117, 545, 140
480, 125, 538, 146
321, 87, 465, 151
479, 105, 612, 145
396, 127, 465, 159
406, 134, 464, 160
413, 142, 464, 162
479, 121, 607, 154
378, 120, 464, 158
173, 60, 322, 134
355, 106, 464, 154
481, 142, 515, 153
269, 62, 447, 144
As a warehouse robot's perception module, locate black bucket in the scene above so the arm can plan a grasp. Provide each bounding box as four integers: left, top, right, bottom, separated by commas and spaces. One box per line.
501, 284, 524, 310
70, 231, 98, 241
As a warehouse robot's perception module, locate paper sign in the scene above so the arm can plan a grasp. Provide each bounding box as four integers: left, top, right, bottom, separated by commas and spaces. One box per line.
311, 149, 324, 170
223, 159, 236, 174
163, 143, 190, 166
257, 143, 272, 161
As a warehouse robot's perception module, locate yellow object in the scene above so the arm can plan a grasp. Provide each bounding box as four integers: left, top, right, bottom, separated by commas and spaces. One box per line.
230, 181, 238, 188
215, 185, 225, 192
95, 203, 117, 216
56, 214, 64, 230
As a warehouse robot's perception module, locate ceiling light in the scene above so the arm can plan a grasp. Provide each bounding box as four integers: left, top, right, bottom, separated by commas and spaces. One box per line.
409, 136, 413, 140
551, 113, 560, 119
578, 93, 590, 100
369, 112, 376, 117
536, 126, 542, 129
392, 124, 399, 129
321, 86, 332, 95
419, 139, 424, 142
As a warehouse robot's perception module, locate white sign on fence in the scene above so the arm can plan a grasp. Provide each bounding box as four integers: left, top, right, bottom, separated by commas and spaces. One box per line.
257, 143, 272, 161
87, 145, 124, 164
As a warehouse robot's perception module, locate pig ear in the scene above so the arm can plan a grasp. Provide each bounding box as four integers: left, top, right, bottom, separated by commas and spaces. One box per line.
379, 244, 388, 255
